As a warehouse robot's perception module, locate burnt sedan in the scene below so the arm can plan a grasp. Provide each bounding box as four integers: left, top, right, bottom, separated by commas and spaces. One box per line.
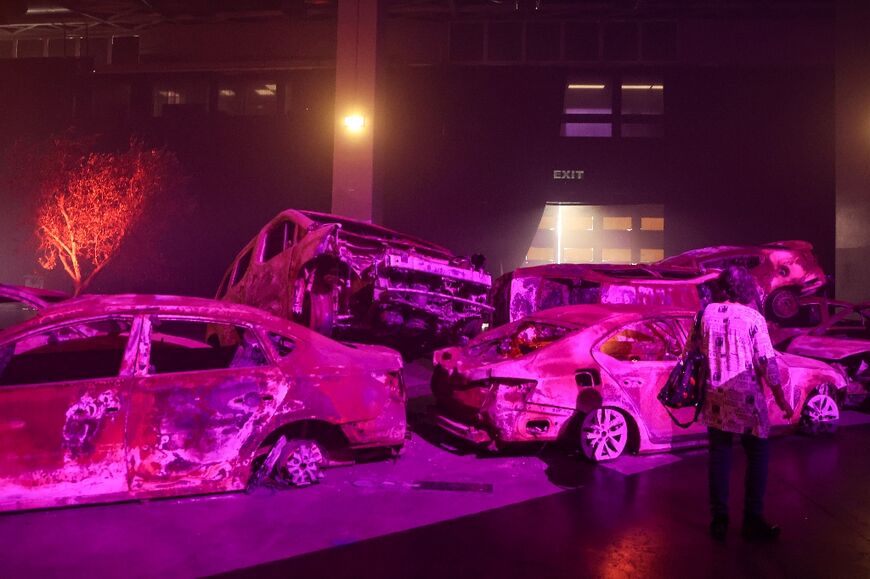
217, 209, 492, 351
432, 305, 845, 462
0, 295, 406, 512
656, 240, 827, 323
490, 263, 718, 327
772, 297, 870, 406
0, 283, 68, 331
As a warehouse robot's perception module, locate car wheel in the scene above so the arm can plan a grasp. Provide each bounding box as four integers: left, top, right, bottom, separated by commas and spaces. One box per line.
799, 390, 840, 434
766, 288, 799, 323
278, 438, 327, 486
579, 407, 631, 462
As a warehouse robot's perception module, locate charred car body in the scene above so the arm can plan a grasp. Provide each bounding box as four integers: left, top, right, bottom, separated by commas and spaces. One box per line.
432, 304, 845, 461
491, 264, 718, 327
0, 283, 68, 331
656, 240, 826, 323
0, 295, 406, 512
218, 210, 491, 350
772, 297, 870, 406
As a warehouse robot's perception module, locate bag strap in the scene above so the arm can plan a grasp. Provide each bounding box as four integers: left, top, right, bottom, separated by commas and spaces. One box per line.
665, 309, 708, 429
664, 403, 704, 429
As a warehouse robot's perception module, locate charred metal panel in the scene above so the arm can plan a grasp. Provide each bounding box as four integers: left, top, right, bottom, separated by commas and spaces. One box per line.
0, 381, 128, 512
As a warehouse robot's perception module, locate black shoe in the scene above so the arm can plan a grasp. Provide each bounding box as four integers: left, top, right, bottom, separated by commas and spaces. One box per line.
742, 516, 781, 541
710, 515, 729, 541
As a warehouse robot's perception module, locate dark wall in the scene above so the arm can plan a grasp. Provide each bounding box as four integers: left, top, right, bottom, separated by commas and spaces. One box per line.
377, 65, 836, 278
0, 58, 835, 297
0, 64, 335, 297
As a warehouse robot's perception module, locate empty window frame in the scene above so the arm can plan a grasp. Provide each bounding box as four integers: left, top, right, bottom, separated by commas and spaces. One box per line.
147, 319, 268, 374
261, 221, 294, 262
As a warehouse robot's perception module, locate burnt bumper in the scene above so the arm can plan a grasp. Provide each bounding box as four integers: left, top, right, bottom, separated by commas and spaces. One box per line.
431, 411, 493, 445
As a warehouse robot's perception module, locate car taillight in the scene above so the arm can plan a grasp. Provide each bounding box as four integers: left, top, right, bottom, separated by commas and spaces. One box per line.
491, 379, 536, 404
377, 370, 405, 400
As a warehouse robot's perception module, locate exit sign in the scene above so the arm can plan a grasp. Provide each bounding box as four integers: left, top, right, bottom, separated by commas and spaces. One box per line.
553, 170, 584, 181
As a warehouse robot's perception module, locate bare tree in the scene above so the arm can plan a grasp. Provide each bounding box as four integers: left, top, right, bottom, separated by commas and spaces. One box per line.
33, 137, 183, 295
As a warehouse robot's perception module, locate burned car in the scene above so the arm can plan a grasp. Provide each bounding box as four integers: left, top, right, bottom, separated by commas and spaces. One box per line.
771, 297, 870, 406
217, 209, 492, 350
491, 263, 718, 327
0, 295, 406, 512
432, 304, 845, 462
0, 283, 68, 331
656, 240, 826, 323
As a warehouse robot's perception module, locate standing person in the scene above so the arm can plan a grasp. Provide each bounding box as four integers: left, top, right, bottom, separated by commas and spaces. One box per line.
699, 266, 795, 541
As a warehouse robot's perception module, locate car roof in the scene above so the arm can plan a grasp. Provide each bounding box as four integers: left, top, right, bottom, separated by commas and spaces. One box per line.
526, 303, 695, 327
0, 284, 69, 308
0, 294, 307, 340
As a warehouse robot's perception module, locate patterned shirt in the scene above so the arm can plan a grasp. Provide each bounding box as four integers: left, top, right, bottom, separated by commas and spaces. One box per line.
698, 302, 781, 438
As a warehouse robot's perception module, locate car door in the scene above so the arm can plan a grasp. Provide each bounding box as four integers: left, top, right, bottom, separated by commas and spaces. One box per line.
126, 316, 286, 497
0, 316, 138, 511
593, 316, 706, 445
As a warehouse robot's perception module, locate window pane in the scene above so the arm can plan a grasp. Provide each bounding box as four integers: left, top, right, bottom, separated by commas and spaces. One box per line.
561, 122, 612, 137
148, 319, 267, 374
153, 80, 209, 117
563, 247, 594, 263
0, 318, 133, 386
603, 217, 632, 231
621, 82, 663, 115
564, 82, 611, 114
640, 248, 665, 262
602, 248, 632, 263
622, 123, 663, 138
641, 217, 664, 231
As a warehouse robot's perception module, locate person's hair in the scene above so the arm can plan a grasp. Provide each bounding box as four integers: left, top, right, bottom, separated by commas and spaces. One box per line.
717, 265, 759, 306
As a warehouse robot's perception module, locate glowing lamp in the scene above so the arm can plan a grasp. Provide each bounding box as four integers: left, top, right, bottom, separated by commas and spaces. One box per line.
344, 114, 366, 132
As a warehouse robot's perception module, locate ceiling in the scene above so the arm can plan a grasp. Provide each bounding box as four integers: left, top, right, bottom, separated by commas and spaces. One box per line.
0, 1, 834, 37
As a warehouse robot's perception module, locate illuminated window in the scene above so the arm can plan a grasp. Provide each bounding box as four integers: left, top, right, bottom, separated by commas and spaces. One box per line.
561, 80, 612, 138
640, 248, 665, 262
561, 77, 664, 138
153, 80, 209, 117
563, 247, 594, 263
526, 246, 555, 263
564, 83, 611, 114
603, 217, 632, 231
641, 217, 664, 231
602, 248, 632, 263
524, 204, 663, 266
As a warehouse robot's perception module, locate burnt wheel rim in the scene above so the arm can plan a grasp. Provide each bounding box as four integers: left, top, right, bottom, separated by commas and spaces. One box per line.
804, 393, 839, 423
580, 408, 629, 462
282, 442, 325, 486
770, 290, 798, 320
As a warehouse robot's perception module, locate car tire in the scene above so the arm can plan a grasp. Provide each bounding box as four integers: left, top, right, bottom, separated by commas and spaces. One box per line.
799, 388, 840, 435
249, 436, 327, 489
766, 287, 800, 323
579, 407, 633, 462
296, 270, 338, 337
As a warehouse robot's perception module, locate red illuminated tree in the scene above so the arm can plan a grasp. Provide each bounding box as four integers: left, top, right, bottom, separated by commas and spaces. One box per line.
33, 138, 183, 295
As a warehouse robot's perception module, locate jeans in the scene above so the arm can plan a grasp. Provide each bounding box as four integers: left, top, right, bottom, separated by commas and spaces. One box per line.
708, 427, 770, 518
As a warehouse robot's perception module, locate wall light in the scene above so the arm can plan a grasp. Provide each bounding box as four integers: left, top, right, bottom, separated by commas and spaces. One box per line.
344, 114, 366, 132
568, 84, 606, 90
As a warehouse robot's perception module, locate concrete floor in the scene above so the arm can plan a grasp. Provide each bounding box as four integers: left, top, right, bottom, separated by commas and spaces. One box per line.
2, 361, 869, 578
